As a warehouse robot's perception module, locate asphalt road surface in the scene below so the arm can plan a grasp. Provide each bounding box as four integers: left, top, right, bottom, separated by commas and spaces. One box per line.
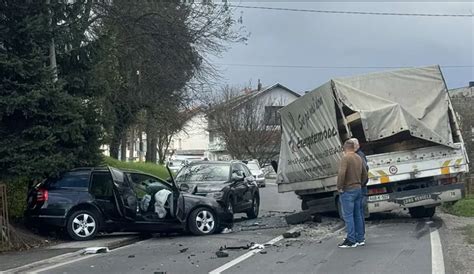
20, 182, 446, 274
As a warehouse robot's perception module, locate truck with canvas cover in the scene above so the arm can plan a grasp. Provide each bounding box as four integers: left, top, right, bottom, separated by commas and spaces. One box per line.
276, 65, 469, 218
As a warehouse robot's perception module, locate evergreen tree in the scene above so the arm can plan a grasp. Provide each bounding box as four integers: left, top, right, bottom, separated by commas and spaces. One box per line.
0, 1, 101, 180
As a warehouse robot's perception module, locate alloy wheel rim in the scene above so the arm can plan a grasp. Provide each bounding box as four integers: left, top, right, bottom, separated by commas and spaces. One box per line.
72, 213, 96, 237
196, 210, 215, 233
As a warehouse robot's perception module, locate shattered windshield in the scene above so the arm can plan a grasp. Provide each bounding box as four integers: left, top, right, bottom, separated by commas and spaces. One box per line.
175, 164, 230, 183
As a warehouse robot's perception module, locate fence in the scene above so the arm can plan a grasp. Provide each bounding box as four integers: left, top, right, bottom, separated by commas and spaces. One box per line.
0, 184, 10, 251
466, 176, 474, 195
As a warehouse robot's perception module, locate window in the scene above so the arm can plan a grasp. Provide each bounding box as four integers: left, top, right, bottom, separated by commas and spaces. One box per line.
264, 106, 283, 126
90, 172, 114, 198
176, 164, 230, 183
127, 173, 170, 199
240, 164, 252, 177
47, 171, 90, 188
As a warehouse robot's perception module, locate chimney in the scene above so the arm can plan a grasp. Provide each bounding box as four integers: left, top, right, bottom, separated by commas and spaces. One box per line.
469, 81, 474, 88
257, 79, 262, 91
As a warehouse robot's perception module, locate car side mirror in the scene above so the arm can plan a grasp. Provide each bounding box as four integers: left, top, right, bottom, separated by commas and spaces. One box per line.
231, 173, 244, 182
179, 184, 190, 192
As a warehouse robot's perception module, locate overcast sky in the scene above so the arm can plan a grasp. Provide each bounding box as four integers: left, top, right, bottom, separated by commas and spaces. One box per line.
210, 1, 474, 93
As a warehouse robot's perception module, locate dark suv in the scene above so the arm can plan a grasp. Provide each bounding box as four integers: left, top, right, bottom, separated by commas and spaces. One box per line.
175, 161, 260, 219
25, 167, 233, 240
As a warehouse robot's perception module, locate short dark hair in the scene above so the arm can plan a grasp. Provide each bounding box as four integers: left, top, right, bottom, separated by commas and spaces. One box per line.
343, 139, 355, 150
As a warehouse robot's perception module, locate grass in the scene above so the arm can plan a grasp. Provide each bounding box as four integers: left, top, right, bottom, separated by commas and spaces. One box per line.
103, 156, 170, 179
463, 225, 474, 245
443, 195, 474, 217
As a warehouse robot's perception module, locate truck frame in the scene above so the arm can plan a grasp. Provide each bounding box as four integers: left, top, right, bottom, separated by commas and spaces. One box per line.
276, 66, 469, 218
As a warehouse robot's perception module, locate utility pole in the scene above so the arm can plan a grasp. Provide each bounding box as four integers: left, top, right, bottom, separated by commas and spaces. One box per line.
46, 0, 58, 82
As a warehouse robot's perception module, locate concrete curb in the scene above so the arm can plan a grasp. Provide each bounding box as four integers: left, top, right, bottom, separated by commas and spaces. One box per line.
2, 235, 144, 273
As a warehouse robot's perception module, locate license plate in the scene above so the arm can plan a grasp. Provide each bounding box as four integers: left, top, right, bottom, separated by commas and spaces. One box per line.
368, 194, 390, 202
400, 194, 432, 205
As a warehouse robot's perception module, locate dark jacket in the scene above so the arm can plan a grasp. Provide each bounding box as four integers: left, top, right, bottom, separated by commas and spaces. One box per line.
356, 149, 369, 186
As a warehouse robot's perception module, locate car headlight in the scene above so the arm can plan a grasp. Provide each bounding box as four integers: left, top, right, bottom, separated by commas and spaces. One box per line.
206, 192, 224, 200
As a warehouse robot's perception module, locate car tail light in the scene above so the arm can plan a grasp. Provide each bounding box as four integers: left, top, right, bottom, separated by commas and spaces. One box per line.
36, 188, 48, 202
368, 187, 387, 195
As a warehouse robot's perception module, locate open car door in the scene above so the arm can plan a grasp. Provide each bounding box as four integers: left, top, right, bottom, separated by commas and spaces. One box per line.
109, 167, 137, 221
167, 165, 186, 222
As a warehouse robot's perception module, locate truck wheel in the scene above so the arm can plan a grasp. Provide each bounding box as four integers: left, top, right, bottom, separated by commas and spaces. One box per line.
337, 198, 344, 220
408, 206, 436, 218
301, 200, 309, 211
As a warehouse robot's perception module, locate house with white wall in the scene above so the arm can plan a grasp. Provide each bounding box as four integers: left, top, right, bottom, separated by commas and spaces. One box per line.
207, 83, 300, 161
169, 111, 209, 160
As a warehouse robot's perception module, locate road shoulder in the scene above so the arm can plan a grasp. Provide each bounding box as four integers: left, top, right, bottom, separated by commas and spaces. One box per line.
437, 211, 474, 274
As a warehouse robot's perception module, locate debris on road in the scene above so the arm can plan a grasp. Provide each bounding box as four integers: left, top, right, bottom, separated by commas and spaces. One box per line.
220, 243, 252, 250
249, 243, 265, 250
179, 248, 188, 253
285, 211, 312, 225
128, 255, 135, 258
221, 228, 233, 234
216, 251, 229, 258
83, 247, 109, 254
260, 250, 267, 254
283, 231, 301, 238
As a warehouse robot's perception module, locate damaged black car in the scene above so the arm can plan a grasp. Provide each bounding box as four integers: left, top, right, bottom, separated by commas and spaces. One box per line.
25, 166, 233, 241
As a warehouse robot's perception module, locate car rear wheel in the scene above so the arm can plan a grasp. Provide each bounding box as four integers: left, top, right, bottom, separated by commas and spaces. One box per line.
246, 195, 259, 219
188, 207, 217, 235
66, 210, 99, 241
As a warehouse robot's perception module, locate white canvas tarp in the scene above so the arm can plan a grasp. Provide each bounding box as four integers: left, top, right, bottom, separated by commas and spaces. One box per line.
277, 82, 343, 192
277, 66, 454, 192
333, 65, 453, 147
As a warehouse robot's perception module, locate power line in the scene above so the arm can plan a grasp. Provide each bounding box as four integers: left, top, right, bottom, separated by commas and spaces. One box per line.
216, 63, 474, 69
214, 3, 474, 18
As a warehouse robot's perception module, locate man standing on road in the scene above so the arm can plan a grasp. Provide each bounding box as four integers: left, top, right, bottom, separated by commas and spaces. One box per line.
350, 138, 369, 246
337, 139, 368, 248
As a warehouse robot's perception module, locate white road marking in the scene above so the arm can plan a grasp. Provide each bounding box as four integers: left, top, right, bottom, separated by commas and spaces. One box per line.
430, 226, 445, 274
209, 227, 301, 274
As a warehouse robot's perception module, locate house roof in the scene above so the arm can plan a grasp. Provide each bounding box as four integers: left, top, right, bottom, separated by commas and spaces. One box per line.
209, 83, 300, 112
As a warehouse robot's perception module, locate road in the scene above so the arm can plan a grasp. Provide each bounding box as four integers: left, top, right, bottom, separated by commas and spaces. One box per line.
10, 182, 448, 274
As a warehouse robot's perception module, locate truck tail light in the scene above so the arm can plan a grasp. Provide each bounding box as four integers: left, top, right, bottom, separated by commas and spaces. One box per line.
36, 188, 49, 202
368, 187, 387, 195
440, 176, 457, 185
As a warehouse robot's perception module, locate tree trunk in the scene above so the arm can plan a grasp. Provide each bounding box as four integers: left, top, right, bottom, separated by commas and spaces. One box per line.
120, 133, 127, 161
109, 129, 121, 159
146, 135, 157, 163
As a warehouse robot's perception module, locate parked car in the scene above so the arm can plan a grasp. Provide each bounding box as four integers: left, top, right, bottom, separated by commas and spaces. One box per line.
244, 160, 266, 187
175, 161, 260, 219
25, 166, 233, 241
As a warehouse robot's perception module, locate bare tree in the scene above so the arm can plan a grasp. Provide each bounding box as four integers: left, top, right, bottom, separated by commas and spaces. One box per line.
208, 85, 282, 164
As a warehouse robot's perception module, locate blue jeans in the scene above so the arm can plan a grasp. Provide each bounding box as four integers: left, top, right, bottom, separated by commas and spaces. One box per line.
360, 187, 367, 240
340, 188, 364, 243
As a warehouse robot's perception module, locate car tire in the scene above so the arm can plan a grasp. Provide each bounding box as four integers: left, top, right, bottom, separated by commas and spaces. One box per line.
227, 196, 234, 215
408, 206, 436, 218
246, 195, 260, 219
66, 210, 99, 241
188, 207, 218, 236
